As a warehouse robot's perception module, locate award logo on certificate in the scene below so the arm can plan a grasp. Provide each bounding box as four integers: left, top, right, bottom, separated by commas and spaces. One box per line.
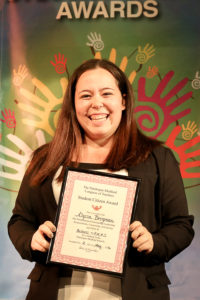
47, 167, 140, 276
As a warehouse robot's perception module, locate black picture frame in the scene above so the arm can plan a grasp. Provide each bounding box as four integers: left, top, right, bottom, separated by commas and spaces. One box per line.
47, 167, 141, 277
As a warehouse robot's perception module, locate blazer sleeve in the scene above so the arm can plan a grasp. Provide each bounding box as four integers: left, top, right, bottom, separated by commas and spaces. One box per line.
150, 147, 194, 263
7, 173, 47, 264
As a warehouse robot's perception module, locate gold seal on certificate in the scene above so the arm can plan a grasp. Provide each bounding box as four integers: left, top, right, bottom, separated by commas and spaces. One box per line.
47, 167, 140, 276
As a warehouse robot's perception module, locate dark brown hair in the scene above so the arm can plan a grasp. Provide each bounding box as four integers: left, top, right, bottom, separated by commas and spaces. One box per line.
27, 59, 162, 185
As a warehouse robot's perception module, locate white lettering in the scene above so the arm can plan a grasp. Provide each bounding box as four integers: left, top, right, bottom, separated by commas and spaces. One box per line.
143, 0, 159, 18
71, 1, 94, 19
110, 1, 125, 18
92, 1, 109, 19
56, 0, 159, 20
127, 1, 143, 18
56, 2, 72, 19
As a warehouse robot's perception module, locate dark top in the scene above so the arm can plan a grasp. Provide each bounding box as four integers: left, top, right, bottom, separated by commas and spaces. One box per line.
8, 146, 194, 300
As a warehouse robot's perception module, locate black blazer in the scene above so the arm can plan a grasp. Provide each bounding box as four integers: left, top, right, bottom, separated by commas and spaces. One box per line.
8, 146, 194, 300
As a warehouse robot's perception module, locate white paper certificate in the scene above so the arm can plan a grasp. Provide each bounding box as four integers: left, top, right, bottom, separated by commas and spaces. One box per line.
48, 168, 140, 275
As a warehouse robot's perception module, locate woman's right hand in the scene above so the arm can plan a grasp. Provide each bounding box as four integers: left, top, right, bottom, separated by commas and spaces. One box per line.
31, 221, 56, 252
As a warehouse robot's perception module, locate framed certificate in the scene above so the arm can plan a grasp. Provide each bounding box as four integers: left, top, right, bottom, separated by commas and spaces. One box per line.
47, 167, 140, 276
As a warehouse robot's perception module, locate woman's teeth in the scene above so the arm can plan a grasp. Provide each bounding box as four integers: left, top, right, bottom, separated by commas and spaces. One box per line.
89, 114, 108, 120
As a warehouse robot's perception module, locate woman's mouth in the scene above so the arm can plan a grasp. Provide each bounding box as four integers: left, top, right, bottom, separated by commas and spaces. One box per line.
88, 113, 109, 120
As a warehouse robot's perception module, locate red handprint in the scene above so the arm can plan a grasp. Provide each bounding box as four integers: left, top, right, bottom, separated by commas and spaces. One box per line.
50, 53, 67, 74
0, 109, 16, 128
166, 126, 200, 178
135, 71, 192, 138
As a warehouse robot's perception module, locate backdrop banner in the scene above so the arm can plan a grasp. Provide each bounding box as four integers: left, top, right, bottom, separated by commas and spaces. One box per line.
0, 0, 199, 299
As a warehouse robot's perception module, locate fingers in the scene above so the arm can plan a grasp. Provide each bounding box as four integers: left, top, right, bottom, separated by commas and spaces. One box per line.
31, 236, 49, 252
38, 221, 56, 239
31, 221, 56, 252
129, 221, 154, 254
132, 232, 153, 253
129, 221, 145, 240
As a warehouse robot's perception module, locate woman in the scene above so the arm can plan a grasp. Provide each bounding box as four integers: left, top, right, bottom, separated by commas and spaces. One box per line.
8, 59, 194, 300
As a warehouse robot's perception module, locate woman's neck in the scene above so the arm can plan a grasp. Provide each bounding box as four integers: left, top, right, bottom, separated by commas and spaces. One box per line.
78, 136, 113, 164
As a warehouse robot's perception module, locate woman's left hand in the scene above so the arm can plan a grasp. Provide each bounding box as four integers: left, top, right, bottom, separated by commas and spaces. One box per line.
129, 221, 154, 254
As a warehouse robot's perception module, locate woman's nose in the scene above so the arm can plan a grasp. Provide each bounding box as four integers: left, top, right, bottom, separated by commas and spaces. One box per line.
91, 95, 103, 109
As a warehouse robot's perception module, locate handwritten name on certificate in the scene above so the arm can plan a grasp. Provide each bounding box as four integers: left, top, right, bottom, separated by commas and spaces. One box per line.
48, 168, 140, 274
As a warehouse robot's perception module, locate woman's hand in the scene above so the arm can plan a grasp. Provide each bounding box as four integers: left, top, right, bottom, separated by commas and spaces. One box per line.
31, 221, 56, 252
129, 221, 154, 254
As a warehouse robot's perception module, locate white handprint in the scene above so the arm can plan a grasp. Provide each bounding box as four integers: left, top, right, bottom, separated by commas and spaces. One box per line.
0, 130, 46, 181
86, 32, 104, 51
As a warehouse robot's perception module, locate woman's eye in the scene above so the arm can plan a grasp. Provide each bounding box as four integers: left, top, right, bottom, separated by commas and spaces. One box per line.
103, 92, 112, 96
81, 94, 91, 99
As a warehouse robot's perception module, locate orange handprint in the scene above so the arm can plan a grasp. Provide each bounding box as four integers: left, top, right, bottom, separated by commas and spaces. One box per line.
0, 108, 16, 128
95, 48, 136, 84
146, 66, 159, 78
166, 126, 200, 178
135, 71, 192, 138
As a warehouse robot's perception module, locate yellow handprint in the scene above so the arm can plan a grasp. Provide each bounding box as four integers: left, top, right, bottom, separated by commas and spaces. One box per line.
136, 44, 155, 64
18, 77, 68, 136
13, 64, 29, 87
94, 48, 136, 84
181, 121, 198, 140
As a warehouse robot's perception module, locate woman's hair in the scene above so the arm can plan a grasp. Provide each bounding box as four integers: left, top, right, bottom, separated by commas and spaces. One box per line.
27, 59, 162, 185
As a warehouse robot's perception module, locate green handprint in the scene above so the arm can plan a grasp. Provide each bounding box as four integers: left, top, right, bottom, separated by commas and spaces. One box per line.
18, 77, 68, 136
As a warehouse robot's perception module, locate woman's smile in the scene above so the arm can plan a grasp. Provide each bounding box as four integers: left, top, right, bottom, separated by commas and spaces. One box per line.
88, 113, 109, 121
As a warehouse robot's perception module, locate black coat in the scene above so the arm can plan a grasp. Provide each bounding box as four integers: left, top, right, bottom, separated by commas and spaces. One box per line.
8, 146, 194, 300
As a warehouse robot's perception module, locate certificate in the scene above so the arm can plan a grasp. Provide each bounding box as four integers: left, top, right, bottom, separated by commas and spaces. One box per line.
47, 167, 140, 276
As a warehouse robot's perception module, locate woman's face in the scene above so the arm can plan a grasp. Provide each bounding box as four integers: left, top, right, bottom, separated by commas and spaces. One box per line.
74, 68, 126, 143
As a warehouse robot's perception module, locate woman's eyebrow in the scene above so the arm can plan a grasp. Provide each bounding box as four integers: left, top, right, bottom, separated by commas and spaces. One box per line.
100, 87, 115, 91
77, 89, 91, 94
77, 87, 115, 94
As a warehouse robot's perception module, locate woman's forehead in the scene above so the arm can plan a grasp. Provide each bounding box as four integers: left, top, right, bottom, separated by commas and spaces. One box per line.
76, 68, 119, 90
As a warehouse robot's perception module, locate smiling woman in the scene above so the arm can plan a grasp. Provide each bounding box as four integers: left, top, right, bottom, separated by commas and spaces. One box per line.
25, 58, 163, 182
8, 59, 194, 300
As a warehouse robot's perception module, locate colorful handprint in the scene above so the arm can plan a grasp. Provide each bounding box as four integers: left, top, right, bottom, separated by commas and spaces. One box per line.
166, 126, 200, 178
0, 108, 16, 128
146, 66, 159, 78
18, 77, 68, 136
86, 32, 104, 51
181, 121, 198, 140
0, 130, 46, 181
136, 44, 155, 64
191, 71, 200, 90
13, 64, 29, 87
95, 48, 136, 84
135, 71, 192, 138
50, 53, 67, 74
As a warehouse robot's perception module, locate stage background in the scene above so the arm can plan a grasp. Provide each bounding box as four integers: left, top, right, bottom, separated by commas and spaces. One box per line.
0, 0, 199, 299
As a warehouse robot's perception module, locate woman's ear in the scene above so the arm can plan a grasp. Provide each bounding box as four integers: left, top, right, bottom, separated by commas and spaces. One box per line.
122, 94, 126, 110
